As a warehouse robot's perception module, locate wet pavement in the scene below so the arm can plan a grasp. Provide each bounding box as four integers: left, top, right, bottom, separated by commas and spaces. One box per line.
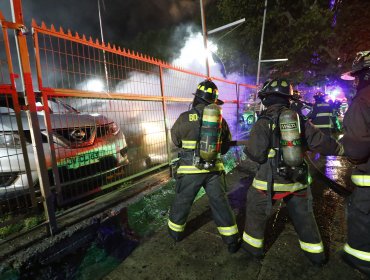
104, 154, 368, 280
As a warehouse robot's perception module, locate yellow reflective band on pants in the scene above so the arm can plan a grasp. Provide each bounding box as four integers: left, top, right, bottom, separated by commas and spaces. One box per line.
317, 113, 332, 117
299, 240, 324, 253
168, 219, 186, 232
217, 224, 238, 236
314, 124, 332, 128
177, 163, 224, 174
242, 232, 263, 248
351, 175, 370, 186
181, 140, 197, 149
344, 243, 370, 262
252, 178, 307, 192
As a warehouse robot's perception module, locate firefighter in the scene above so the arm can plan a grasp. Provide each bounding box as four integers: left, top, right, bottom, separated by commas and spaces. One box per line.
332, 99, 343, 132
168, 79, 240, 253
242, 78, 343, 265
290, 90, 304, 113
340, 50, 370, 276
311, 92, 335, 136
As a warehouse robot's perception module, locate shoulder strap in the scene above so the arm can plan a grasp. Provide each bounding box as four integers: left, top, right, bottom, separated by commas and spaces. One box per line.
192, 106, 203, 158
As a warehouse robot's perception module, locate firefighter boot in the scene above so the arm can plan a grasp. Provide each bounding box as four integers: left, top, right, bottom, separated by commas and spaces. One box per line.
342, 251, 370, 277
228, 239, 241, 254
168, 227, 183, 242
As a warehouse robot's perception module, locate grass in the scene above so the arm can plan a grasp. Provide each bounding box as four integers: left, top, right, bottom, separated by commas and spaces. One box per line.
0, 214, 44, 240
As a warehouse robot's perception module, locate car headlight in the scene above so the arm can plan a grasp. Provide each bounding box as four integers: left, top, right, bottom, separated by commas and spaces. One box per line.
108, 122, 120, 135
0, 133, 22, 149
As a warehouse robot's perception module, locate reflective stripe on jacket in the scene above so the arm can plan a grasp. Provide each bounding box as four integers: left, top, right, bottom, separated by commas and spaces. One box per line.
311, 102, 334, 129
245, 104, 341, 193
171, 103, 231, 174
252, 178, 308, 192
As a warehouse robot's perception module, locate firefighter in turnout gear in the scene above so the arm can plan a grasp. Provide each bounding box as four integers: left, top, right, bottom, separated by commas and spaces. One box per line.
242, 78, 344, 265
311, 92, 335, 136
168, 79, 240, 253
340, 50, 370, 277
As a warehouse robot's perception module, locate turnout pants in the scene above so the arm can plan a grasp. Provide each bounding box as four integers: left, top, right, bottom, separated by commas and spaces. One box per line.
242, 187, 325, 264
343, 186, 370, 276
168, 172, 239, 245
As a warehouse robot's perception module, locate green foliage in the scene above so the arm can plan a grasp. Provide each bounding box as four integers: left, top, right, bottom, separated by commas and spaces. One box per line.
75, 244, 119, 280
214, 0, 368, 85
222, 146, 246, 174
0, 220, 23, 240
0, 268, 20, 280
0, 214, 44, 240
127, 180, 176, 237
127, 178, 208, 237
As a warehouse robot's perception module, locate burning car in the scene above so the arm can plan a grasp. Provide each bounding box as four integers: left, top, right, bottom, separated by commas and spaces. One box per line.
0, 93, 129, 203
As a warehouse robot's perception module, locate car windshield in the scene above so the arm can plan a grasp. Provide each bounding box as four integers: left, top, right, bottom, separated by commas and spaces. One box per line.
47, 99, 79, 114
0, 95, 79, 114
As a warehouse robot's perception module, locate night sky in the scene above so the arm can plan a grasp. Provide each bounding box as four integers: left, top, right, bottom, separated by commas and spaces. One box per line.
0, 0, 211, 44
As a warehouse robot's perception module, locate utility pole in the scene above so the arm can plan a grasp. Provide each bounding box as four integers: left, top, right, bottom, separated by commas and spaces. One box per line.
199, 0, 210, 77
199, 0, 245, 78
98, 0, 109, 92
256, 0, 268, 87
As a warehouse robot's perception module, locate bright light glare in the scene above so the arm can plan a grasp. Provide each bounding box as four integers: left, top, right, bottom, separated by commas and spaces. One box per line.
172, 32, 218, 70
326, 86, 344, 101
84, 79, 105, 92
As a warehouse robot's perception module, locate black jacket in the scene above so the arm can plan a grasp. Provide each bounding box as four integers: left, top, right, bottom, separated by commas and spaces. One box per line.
342, 85, 370, 179
311, 101, 334, 129
245, 103, 342, 192
171, 103, 231, 173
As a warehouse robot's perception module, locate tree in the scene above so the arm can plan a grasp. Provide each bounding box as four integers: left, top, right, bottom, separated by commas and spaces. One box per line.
331, 0, 370, 69
215, 0, 340, 85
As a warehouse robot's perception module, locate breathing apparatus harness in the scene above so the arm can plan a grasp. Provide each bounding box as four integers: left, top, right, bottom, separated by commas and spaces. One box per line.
191, 106, 219, 170
258, 106, 311, 214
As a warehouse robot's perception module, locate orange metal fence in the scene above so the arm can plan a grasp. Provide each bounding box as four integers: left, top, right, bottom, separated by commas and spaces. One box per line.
0, 2, 257, 236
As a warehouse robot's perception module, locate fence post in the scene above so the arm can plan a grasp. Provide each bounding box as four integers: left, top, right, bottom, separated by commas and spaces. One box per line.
33, 28, 63, 206
236, 83, 240, 140
10, 0, 58, 235
1, 13, 37, 208
158, 65, 172, 169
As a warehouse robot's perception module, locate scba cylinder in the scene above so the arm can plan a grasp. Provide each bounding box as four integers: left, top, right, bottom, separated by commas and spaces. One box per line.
279, 109, 303, 167
199, 104, 222, 162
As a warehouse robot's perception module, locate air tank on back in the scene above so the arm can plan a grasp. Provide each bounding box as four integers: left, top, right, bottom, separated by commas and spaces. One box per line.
279, 109, 304, 167
199, 104, 222, 162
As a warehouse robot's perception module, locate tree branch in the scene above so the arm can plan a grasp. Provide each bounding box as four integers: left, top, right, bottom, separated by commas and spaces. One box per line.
281, 11, 295, 25
318, 45, 339, 60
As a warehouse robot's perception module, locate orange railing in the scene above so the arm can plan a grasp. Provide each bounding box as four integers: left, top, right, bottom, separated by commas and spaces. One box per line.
0, 1, 256, 236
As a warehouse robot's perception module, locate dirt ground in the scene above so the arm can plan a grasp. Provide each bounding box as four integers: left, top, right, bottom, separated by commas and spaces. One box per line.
103, 162, 368, 280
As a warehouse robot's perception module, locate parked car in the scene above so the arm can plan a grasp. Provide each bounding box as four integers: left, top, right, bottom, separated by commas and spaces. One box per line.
0, 93, 129, 203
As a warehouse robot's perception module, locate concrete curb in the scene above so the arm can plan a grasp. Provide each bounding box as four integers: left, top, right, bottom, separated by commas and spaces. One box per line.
0, 169, 171, 271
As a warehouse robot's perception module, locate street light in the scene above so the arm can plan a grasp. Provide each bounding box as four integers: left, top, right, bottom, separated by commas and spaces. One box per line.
199, 0, 245, 77
256, 0, 288, 86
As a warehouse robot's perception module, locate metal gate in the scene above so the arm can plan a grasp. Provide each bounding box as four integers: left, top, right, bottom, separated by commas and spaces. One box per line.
0, 1, 256, 237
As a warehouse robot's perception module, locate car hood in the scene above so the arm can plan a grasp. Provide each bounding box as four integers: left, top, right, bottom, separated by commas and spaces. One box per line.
0, 112, 113, 131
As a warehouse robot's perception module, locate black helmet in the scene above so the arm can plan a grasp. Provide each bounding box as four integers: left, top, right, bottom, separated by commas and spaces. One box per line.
258, 78, 293, 99
193, 79, 224, 105
341, 50, 370, 80
313, 91, 326, 101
